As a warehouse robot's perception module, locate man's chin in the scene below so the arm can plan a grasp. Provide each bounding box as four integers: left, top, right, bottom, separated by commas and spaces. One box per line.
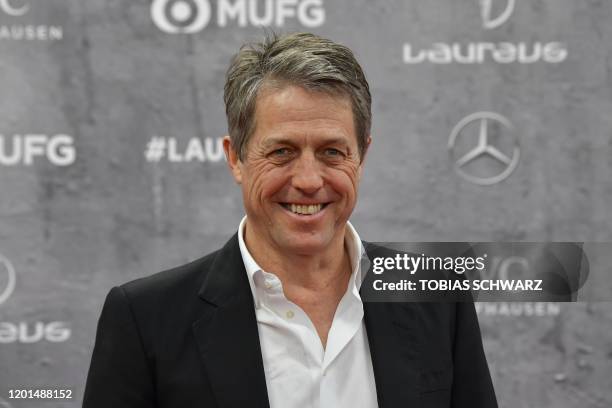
274, 232, 334, 255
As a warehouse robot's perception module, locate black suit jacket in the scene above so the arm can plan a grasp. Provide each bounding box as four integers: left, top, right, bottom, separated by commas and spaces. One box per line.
83, 234, 498, 408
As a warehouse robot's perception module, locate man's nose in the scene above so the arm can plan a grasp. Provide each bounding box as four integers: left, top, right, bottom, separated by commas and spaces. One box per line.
291, 153, 324, 193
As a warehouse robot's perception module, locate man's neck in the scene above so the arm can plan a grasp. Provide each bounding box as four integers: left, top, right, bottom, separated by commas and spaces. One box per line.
243, 221, 351, 291
243, 221, 353, 347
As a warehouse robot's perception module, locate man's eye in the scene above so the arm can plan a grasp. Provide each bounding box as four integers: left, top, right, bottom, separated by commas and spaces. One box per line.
271, 148, 291, 156
324, 148, 343, 157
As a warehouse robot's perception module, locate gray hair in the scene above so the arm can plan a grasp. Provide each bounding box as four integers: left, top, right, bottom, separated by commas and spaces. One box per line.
224, 32, 372, 161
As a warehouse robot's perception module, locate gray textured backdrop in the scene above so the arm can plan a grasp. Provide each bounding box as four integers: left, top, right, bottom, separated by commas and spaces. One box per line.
0, 0, 611, 407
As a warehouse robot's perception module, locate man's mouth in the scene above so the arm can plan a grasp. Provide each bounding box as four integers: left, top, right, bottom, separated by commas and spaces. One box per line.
280, 203, 329, 215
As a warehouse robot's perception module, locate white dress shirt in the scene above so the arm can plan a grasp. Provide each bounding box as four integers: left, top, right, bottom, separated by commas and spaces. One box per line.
237, 216, 379, 408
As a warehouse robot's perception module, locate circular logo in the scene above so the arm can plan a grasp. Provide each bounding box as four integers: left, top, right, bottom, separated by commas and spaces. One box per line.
151, 0, 211, 34
448, 111, 520, 186
479, 0, 515, 29
0, 0, 29, 16
0, 254, 16, 306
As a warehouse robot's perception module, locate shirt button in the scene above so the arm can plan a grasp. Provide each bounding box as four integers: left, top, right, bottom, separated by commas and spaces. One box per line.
286, 310, 295, 319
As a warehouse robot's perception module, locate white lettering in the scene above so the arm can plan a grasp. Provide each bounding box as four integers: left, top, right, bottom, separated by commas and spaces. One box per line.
47, 134, 75, 166
402, 42, 568, 64
0, 322, 71, 343
0, 134, 75, 166
249, 0, 273, 26
218, 0, 247, 27
184, 137, 205, 162
23, 134, 46, 165
45, 321, 72, 342
215, 0, 324, 28
167, 138, 183, 162
275, 0, 297, 26
298, 0, 324, 28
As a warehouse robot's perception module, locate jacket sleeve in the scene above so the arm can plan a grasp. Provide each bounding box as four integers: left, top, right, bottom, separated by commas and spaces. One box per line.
450, 301, 498, 408
83, 286, 156, 408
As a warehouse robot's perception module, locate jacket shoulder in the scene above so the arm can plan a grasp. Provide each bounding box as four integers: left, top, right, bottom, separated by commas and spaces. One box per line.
118, 248, 219, 308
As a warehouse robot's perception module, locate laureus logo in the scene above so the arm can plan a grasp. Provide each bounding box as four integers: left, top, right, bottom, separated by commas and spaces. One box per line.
480, 0, 515, 29
151, 0, 212, 34
0, 254, 16, 306
0, 255, 72, 343
0, 0, 29, 16
403, 0, 567, 64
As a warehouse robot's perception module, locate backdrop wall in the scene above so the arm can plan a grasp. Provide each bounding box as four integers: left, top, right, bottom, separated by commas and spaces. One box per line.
1, 1, 611, 407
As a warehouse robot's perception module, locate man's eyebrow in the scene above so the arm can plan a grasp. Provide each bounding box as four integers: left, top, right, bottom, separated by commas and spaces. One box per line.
260, 137, 295, 149
320, 137, 349, 146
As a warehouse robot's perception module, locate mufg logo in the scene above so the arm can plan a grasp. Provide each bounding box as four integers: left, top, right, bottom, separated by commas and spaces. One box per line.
151, 0, 325, 34
0, 134, 76, 166
0, 254, 71, 344
403, 0, 567, 64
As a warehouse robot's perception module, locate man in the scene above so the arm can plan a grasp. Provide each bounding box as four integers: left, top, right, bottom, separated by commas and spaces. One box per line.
83, 32, 497, 408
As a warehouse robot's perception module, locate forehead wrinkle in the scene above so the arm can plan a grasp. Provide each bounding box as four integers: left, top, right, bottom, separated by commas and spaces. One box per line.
252, 85, 357, 152
262, 115, 353, 137
258, 108, 353, 134
259, 132, 352, 150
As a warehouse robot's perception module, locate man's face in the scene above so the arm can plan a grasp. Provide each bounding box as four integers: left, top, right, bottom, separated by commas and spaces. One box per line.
224, 85, 369, 255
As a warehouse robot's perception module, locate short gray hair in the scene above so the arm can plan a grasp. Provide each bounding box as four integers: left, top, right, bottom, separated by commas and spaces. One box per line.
224, 32, 372, 161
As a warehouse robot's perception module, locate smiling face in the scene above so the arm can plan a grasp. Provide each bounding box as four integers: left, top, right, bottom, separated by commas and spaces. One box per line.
224, 85, 370, 256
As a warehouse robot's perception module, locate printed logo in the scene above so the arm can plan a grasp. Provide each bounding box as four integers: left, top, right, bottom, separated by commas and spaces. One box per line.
0, 254, 16, 306
151, 0, 212, 34
448, 112, 520, 185
151, 0, 325, 33
480, 0, 515, 29
403, 0, 567, 64
0, 0, 28, 16
0, 0, 63, 41
0, 254, 72, 343
476, 302, 561, 316
144, 136, 225, 163
0, 134, 76, 166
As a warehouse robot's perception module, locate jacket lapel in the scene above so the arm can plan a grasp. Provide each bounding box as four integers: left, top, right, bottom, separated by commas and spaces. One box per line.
362, 242, 421, 407
192, 234, 270, 408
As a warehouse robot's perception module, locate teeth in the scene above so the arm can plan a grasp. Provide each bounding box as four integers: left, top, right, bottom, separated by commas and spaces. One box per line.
288, 203, 323, 215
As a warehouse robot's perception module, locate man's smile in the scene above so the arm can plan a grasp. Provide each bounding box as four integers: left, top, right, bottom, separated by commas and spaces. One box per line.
279, 202, 331, 216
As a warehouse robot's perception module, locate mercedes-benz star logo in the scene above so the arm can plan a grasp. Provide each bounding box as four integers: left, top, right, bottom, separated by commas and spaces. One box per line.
0, 253, 16, 306
0, 0, 29, 16
448, 112, 520, 185
479, 0, 515, 29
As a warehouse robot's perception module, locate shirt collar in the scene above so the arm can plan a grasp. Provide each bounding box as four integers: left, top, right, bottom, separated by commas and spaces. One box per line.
237, 215, 366, 308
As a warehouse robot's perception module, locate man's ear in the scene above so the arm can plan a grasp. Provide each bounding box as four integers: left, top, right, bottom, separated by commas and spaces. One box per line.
223, 135, 243, 184
358, 135, 372, 176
